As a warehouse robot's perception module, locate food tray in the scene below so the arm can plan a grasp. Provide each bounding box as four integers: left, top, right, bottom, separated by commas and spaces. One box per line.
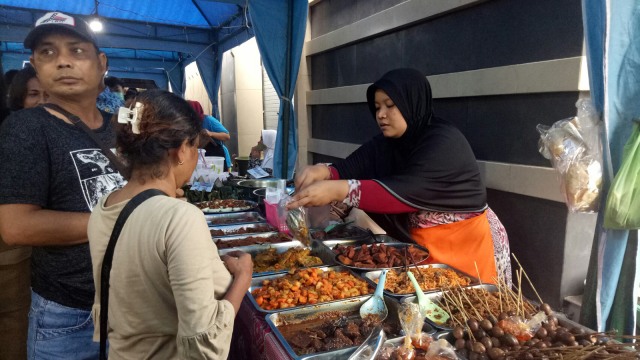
196, 199, 257, 214
310, 238, 401, 270
402, 284, 499, 330
212, 232, 293, 249
218, 240, 336, 277
205, 211, 264, 226
362, 264, 479, 299
265, 295, 435, 360
333, 243, 430, 271
209, 222, 276, 237
248, 265, 373, 314
310, 225, 372, 241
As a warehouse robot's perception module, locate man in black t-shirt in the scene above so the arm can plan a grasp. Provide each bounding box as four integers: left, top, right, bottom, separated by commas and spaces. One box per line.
0, 12, 124, 359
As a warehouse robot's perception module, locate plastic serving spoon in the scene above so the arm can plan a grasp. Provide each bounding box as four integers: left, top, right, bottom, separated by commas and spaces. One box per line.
406, 271, 450, 324
360, 269, 389, 321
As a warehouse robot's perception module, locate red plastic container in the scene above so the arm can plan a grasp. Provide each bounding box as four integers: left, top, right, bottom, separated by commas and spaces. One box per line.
264, 200, 290, 234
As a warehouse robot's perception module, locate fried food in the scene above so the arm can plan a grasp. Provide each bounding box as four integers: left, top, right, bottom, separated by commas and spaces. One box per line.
214, 233, 291, 249
334, 243, 429, 268
253, 247, 323, 273
375, 266, 472, 294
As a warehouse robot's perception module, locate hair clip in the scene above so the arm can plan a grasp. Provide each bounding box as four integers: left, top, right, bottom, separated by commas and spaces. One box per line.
117, 102, 144, 134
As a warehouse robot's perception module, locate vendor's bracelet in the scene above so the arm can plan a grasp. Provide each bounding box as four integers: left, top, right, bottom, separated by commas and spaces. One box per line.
319, 163, 333, 180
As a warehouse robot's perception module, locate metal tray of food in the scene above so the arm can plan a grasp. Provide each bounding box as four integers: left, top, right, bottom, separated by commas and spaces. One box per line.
195, 199, 257, 213
310, 237, 400, 270
332, 243, 430, 271
205, 211, 265, 226
209, 222, 277, 237
218, 240, 336, 277
310, 225, 372, 241
248, 265, 374, 314
265, 295, 435, 360
362, 264, 479, 299
213, 232, 294, 249
402, 284, 499, 330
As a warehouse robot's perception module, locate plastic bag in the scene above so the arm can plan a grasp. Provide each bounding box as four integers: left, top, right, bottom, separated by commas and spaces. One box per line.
603, 123, 640, 229
537, 98, 603, 212
282, 196, 311, 245
306, 205, 332, 229
425, 339, 457, 359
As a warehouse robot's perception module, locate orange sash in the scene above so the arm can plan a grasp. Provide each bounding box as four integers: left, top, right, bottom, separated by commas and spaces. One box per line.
410, 211, 497, 283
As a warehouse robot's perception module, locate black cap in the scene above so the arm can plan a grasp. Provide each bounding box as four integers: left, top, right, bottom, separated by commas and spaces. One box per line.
24, 12, 98, 50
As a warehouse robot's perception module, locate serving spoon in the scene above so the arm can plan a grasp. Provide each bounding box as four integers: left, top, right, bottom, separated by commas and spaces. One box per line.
406, 271, 450, 324
360, 269, 388, 321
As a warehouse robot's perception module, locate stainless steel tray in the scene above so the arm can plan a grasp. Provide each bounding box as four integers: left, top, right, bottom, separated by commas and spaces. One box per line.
196, 199, 257, 213
310, 238, 401, 271
332, 243, 430, 271
248, 265, 373, 314
212, 231, 293, 250
218, 240, 336, 277
402, 284, 499, 330
209, 222, 276, 236
205, 211, 264, 226
265, 295, 435, 360
310, 225, 372, 241
362, 264, 479, 299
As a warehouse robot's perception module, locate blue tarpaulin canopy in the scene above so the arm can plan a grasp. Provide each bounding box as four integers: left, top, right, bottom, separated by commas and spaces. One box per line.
0, 0, 306, 179
580, 0, 640, 336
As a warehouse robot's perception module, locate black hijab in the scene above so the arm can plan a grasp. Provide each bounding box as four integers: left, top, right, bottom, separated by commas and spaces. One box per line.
333, 68, 486, 242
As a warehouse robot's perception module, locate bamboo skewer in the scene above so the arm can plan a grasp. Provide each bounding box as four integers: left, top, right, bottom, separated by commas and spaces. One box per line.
512, 253, 544, 305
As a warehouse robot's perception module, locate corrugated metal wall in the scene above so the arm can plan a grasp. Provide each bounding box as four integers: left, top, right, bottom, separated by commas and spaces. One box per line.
262, 67, 279, 130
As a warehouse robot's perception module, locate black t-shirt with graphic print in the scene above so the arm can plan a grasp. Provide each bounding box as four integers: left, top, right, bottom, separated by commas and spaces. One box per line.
0, 107, 125, 310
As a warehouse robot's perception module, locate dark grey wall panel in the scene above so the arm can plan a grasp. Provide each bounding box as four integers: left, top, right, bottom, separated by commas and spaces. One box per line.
487, 189, 568, 308
311, 104, 380, 144
311, 0, 583, 89
436, 92, 581, 166
312, 153, 343, 164
310, 0, 406, 39
310, 92, 581, 166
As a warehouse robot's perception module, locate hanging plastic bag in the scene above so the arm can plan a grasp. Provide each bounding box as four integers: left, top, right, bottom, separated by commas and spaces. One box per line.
537, 98, 603, 212
282, 195, 311, 245
603, 123, 640, 229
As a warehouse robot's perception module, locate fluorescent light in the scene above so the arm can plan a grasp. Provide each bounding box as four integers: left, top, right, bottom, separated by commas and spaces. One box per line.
89, 18, 103, 32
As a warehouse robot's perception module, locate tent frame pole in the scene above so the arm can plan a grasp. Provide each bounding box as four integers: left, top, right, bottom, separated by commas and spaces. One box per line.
281, 0, 294, 179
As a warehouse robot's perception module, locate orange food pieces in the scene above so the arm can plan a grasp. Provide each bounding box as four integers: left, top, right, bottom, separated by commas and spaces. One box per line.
251, 268, 372, 310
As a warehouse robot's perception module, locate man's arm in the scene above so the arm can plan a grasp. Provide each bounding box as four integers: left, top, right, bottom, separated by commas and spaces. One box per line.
207, 130, 230, 141
0, 204, 90, 246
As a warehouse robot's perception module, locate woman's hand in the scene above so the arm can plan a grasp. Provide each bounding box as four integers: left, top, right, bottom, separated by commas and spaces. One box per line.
295, 164, 331, 190
221, 251, 253, 313
222, 251, 253, 279
250, 146, 261, 159
287, 180, 348, 209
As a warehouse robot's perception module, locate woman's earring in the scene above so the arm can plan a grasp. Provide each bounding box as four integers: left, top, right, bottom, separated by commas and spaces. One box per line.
178, 160, 184, 165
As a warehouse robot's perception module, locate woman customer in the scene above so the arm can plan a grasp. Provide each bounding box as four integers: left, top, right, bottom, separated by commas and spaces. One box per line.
8, 65, 47, 111
249, 129, 277, 175
88, 90, 252, 359
288, 68, 510, 283
188, 100, 232, 171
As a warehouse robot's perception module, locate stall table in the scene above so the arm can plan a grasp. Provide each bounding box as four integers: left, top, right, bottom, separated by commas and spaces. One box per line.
229, 296, 291, 360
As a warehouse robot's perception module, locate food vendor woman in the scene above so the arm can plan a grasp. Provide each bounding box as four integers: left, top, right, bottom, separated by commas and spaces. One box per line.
289, 68, 511, 283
